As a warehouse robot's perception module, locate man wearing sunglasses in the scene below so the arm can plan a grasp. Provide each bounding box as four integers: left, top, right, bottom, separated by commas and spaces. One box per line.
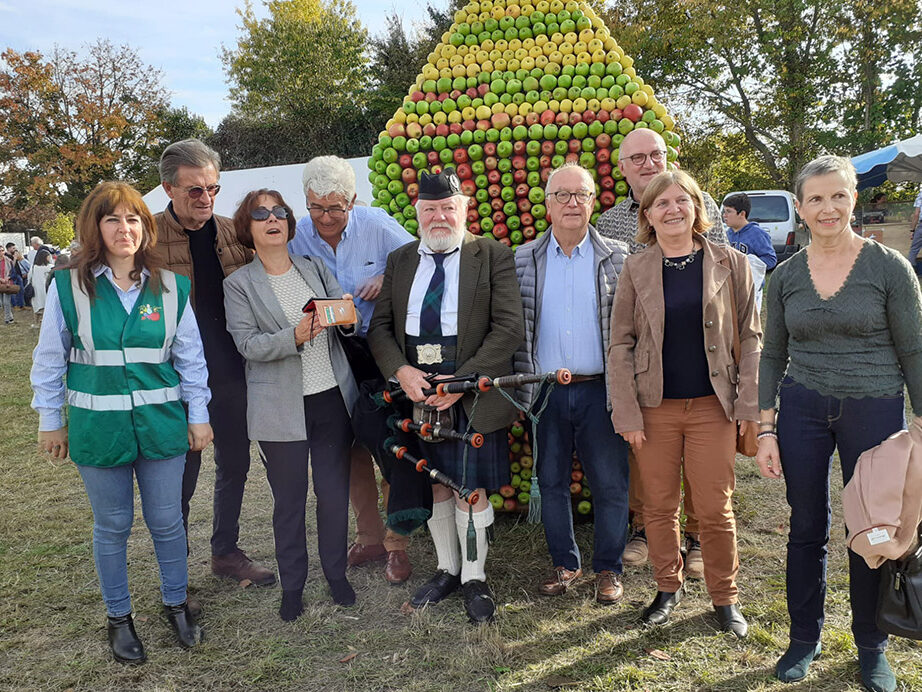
594, 129, 726, 579
153, 139, 276, 593
288, 156, 415, 585
513, 162, 631, 605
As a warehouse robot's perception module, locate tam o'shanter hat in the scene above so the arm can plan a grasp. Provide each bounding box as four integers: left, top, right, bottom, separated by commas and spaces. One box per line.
418, 167, 462, 200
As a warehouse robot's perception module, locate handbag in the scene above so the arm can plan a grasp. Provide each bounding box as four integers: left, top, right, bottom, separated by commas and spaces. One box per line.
876, 521, 922, 640
725, 262, 758, 457
0, 280, 18, 295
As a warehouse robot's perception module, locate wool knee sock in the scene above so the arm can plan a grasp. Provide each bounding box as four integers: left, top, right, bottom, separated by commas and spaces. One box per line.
428, 499, 461, 576
456, 504, 493, 584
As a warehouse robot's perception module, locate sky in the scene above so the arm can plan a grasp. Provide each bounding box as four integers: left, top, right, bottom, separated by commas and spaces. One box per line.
0, 0, 444, 128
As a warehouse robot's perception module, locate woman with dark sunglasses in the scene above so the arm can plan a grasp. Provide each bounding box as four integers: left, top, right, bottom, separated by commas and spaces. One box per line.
223, 189, 361, 620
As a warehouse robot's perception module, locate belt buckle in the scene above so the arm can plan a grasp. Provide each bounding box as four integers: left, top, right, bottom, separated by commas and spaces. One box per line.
416, 343, 443, 366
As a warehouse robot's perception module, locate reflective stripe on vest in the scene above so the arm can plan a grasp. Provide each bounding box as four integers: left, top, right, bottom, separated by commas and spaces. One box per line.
67, 385, 182, 411
67, 271, 177, 371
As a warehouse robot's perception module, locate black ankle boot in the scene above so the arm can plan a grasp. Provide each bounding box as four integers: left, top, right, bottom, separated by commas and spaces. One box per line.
107, 613, 146, 664
641, 587, 684, 625
163, 602, 204, 648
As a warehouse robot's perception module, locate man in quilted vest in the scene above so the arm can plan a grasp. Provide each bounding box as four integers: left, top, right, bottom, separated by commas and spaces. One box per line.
151, 139, 275, 589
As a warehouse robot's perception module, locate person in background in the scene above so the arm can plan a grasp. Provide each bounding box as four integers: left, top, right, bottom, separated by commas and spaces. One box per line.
756, 156, 922, 692
5, 243, 28, 310
909, 187, 922, 273
26, 235, 51, 265
152, 139, 276, 589
514, 163, 630, 605
595, 128, 728, 577
28, 249, 53, 329
224, 189, 360, 620
30, 181, 212, 664
0, 247, 14, 324
610, 170, 760, 639
289, 155, 415, 585
722, 193, 777, 310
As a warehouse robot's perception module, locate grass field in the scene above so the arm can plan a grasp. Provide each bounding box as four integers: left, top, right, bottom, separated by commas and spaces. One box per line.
1, 313, 919, 691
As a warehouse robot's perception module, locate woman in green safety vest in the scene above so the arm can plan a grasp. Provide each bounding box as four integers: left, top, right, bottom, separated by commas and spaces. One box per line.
30, 181, 214, 665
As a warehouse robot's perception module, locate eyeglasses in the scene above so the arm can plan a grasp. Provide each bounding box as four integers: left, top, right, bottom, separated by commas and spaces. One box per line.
180, 184, 221, 199
620, 150, 666, 167
549, 190, 594, 204
306, 204, 349, 219
250, 206, 289, 221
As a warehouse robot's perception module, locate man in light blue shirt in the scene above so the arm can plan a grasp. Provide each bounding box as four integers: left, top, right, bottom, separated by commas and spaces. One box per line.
289, 155, 414, 584
514, 163, 630, 605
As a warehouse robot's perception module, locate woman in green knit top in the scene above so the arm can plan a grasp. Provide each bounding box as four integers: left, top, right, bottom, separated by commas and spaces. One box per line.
756, 156, 922, 692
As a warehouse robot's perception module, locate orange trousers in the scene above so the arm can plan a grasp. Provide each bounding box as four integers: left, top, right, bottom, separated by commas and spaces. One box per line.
634, 396, 739, 605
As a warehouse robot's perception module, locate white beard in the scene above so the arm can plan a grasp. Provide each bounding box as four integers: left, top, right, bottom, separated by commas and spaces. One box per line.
421, 223, 465, 253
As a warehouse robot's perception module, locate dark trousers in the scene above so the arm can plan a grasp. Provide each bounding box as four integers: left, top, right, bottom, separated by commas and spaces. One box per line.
257, 388, 353, 593
536, 379, 630, 574
181, 376, 252, 556
777, 377, 904, 651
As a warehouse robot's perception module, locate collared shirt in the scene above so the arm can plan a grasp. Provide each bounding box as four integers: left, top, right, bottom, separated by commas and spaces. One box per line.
289, 205, 413, 336
914, 191, 922, 231
405, 239, 463, 337
536, 231, 604, 375
30, 266, 212, 431
596, 191, 728, 254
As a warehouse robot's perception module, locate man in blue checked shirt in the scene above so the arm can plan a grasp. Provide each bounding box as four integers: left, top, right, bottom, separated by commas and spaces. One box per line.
289, 155, 414, 584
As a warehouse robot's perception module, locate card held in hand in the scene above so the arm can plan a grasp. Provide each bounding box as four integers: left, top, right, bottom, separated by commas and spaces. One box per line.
302, 298, 358, 327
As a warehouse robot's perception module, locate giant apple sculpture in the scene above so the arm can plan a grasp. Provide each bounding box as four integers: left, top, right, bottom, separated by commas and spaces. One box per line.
368, 0, 680, 248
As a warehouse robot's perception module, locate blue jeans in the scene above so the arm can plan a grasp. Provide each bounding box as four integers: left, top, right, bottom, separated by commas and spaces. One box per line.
909, 223, 922, 273
77, 455, 188, 616
777, 377, 904, 650
536, 379, 630, 573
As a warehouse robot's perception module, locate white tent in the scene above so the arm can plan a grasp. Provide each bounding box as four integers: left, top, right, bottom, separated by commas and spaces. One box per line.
142, 157, 373, 218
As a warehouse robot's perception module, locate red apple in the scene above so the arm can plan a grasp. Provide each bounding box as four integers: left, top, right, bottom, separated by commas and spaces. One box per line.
524, 112, 539, 126
523, 225, 536, 239
425, 92, 437, 102
388, 123, 406, 138
491, 197, 505, 210
398, 153, 412, 168
466, 87, 478, 99
513, 140, 527, 156
600, 175, 615, 190
555, 112, 569, 126
411, 91, 425, 102
478, 83, 491, 96
599, 190, 616, 206
427, 151, 440, 165
512, 155, 527, 170
581, 110, 595, 125
515, 183, 530, 198
568, 139, 582, 153
449, 122, 463, 135
476, 119, 492, 131
568, 112, 582, 125
450, 89, 462, 99
492, 211, 506, 225
485, 156, 498, 171
513, 169, 527, 184
511, 115, 526, 127
406, 183, 419, 198
467, 207, 479, 223
487, 182, 501, 197
611, 108, 623, 121
498, 236, 511, 247
435, 123, 450, 137
453, 148, 469, 164
503, 498, 517, 511
597, 109, 610, 123
493, 223, 509, 239
401, 168, 417, 184
469, 221, 481, 235
596, 148, 611, 163
540, 110, 556, 126
540, 167, 552, 183
456, 163, 473, 179
539, 155, 552, 169
623, 104, 643, 122
517, 197, 533, 213
520, 212, 534, 226
461, 120, 476, 132
597, 162, 613, 177
438, 92, 449, 102
491, 112, 511, 130
541, 140, 555, 156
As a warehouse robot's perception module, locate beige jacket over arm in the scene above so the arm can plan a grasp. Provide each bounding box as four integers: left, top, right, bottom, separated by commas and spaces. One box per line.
608, 236, 762, 433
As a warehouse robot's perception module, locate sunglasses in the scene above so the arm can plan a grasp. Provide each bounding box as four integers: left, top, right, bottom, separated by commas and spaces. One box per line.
181, 184, 221, 199
250, 205, 289, 221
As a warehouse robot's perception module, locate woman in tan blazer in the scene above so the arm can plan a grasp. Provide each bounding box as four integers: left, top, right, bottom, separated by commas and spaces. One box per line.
608, 170, 761, 637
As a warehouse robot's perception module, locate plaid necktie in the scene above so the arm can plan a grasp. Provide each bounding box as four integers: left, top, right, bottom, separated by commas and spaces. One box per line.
419, 250, 456, 338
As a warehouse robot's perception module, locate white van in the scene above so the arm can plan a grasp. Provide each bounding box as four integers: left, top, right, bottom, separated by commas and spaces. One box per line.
722, 190, 808, 263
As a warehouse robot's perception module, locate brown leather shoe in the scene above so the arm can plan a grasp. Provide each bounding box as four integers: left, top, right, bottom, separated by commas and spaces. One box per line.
384, 550, 412, 584
347, 542, 387, 567
595, 570, 624, 605
538, 566, 582, 596
211, 549, 276, 586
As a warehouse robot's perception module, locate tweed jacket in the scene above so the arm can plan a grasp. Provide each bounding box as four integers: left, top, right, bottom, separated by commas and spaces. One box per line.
367, 232, 525, 434
513, 224, 627, 408
608, 236, 761, 433
223, 254, 359, 442
152, 204, 252, 307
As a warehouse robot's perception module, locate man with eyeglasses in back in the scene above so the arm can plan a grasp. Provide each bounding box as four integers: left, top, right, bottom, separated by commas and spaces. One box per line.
153, 139, 277, 594
595, 129, 727, 580
289, 155, 415, 585
514, 162, 631, 604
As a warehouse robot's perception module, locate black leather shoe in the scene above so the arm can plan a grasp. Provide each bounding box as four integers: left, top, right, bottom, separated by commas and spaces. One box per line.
410, 570, 461, 608
641, 587, 684, 626
107, 614, 146, 664
163, 602, 204, 648
462, 580, 496, 624
714, 604, 748, 639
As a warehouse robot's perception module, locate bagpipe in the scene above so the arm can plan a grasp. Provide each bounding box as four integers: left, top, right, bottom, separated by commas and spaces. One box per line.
352, 368, 571, 534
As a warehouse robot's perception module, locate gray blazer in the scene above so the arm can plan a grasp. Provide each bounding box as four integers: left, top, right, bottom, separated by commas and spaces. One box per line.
223, 253, 360, 442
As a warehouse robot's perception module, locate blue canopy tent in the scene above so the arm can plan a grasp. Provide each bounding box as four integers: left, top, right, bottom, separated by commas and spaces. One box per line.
852, 135, 922, 191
